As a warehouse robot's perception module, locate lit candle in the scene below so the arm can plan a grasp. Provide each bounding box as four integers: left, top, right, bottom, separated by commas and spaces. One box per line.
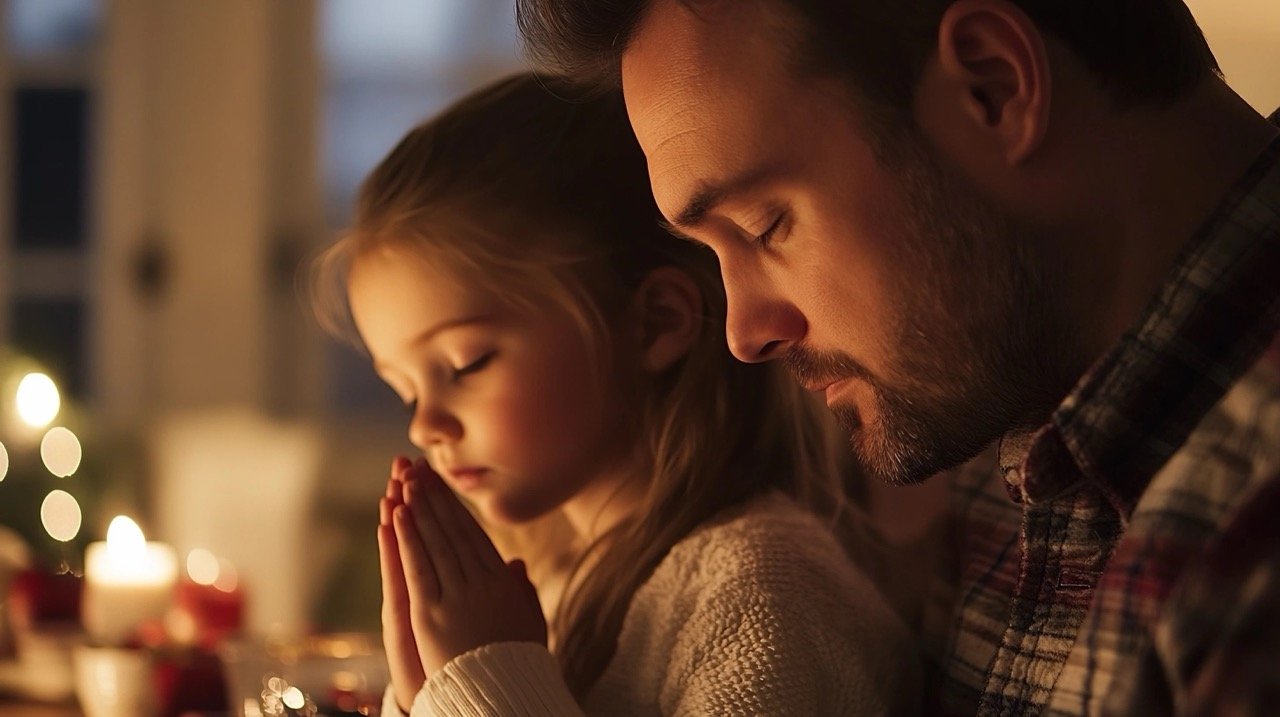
82, 516, 177, 645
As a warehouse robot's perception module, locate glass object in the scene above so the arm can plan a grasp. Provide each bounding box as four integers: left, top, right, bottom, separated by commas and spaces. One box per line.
219, 633, 389, 717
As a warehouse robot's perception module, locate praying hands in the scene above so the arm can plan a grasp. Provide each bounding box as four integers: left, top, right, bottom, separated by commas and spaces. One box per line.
377, 457, 547, 712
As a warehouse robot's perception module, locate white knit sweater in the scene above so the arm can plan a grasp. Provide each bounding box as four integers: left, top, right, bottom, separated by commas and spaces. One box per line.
383, 492, 920, 716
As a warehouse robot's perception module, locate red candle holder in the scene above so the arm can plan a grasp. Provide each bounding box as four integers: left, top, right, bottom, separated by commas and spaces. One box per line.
167, 579, 245, 650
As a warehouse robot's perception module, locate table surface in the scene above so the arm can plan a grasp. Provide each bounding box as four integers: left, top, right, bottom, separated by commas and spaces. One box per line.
0, 703, 81, 717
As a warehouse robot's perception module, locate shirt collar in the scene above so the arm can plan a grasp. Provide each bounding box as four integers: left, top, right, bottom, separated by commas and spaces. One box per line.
1003, 108, 1280, 515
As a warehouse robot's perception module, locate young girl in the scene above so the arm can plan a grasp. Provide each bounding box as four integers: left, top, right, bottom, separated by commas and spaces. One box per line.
315, 73, 918, 715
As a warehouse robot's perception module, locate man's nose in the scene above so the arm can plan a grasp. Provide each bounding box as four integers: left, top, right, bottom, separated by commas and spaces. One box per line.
722, 267, 806, 363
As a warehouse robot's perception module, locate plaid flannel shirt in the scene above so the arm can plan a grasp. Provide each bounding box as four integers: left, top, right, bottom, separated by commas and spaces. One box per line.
924, 109, 1280, 716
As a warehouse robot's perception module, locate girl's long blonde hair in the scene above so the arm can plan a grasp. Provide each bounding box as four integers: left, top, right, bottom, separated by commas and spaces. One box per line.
314, 73, 878, 697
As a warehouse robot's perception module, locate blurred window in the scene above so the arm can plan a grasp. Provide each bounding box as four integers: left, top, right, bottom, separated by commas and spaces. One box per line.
14, 86, 89, 250
7, 0, 98, 59
1, 0, 99, 400
321, 0, 519, 225
320, 0, 521, 410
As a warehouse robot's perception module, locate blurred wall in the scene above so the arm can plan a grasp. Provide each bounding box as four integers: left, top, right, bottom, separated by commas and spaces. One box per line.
1187, 0, 1280, 113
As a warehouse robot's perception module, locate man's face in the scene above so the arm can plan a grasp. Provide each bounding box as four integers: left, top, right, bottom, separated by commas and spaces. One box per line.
622, 0, 1076, 484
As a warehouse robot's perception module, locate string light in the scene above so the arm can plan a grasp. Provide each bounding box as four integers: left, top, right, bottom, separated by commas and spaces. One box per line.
40, 489, 82, 542
15, 372, 60, 428
40, 426, 82, 477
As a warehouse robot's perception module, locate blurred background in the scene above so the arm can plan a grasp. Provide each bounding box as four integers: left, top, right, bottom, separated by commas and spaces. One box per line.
0, 0, 1275, 644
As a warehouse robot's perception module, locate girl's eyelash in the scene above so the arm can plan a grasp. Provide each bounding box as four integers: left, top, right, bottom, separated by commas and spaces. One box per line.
752, 212, 787, 248
450, 351, 496, 381
404, 399, 418, 417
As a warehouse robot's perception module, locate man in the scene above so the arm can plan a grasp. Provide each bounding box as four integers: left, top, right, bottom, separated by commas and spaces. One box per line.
518, 0, 1280, 714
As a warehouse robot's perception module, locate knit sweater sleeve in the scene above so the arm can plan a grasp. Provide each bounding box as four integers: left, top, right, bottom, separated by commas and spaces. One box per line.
385, 642, 583, 717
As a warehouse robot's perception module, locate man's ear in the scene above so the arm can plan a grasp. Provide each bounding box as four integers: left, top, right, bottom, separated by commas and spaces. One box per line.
630, 266, 703, 373
930, 0, 1052, 165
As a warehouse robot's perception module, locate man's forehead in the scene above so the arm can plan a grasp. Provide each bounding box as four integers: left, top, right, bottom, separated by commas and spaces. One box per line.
620, 0, 711, 146
621, 0, 788, 216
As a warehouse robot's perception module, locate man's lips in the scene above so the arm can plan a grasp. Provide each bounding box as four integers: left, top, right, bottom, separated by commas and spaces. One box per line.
799, 375, 847, 394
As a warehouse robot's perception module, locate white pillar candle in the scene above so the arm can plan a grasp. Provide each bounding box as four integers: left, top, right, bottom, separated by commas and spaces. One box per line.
82, 516, 177, 645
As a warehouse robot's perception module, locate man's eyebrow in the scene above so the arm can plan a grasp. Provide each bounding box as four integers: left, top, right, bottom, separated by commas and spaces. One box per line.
669, 163, 781, 230
657, 217, 703, 246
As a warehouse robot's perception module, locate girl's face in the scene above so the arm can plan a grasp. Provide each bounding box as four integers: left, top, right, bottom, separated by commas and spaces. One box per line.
347, 244, 633, 526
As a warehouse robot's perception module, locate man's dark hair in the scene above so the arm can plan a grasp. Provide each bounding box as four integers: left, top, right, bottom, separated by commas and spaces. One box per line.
517, 0, 1220, 112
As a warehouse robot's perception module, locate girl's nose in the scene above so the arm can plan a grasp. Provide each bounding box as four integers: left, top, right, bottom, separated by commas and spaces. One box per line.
408, 402, 463, 450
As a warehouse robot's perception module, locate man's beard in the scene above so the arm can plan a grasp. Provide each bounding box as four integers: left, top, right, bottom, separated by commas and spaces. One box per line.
788, 134, 1084, 486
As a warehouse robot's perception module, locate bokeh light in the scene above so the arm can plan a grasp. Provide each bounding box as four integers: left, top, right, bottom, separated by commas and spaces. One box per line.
15, 372, 60, 428
213, 557, 239, 593
0, 441, 8, 482
40, 489, 82, 542
187, 548, 220, 586
40, 426, 83, 477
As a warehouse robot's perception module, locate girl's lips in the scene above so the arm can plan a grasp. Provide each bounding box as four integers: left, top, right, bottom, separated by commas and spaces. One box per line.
444, 467, 489, 490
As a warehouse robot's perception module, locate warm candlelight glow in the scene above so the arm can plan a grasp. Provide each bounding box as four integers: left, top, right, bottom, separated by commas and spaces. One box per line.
15, 372, 60, 428
40, 426, 83, 477
0, 440, 8, 482
282, 686, 306, 709
40, 489, 83, 542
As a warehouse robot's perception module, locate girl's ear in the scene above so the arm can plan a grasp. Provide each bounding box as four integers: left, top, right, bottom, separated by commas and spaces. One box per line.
630, 266, 703, 373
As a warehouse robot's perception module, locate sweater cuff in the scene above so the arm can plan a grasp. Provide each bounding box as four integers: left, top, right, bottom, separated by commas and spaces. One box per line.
383, 684, 409, 717
413, 642, 582, 716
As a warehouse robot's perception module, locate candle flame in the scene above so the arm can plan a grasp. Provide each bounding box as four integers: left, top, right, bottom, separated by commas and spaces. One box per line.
106, 515, 147, 559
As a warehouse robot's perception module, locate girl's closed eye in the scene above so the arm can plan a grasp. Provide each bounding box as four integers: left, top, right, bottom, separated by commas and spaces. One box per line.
451, 350, 497, 382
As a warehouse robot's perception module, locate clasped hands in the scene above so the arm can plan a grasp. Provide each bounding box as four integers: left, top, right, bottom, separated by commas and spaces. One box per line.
378, 457, 548, 712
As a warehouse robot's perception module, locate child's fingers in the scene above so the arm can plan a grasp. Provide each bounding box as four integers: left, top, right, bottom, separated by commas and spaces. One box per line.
391, 455, 412, 482
393, 505, 442, 603
377, 523, 413, 608
414, 477, 494, 578
378, 523, 426, 711
403, 484, 466, 593
380, 497, 392, 526
439, 485, 504, 573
